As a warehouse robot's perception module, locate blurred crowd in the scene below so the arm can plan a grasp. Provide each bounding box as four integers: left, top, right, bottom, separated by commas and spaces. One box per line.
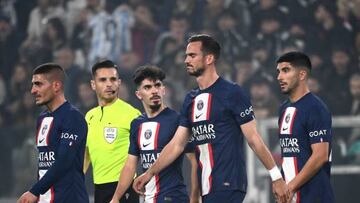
1, 0, 360, 198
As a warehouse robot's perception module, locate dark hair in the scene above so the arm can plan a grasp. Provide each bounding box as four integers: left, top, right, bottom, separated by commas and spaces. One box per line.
33, 63, 65, 83
188, 34, 221, 60
91, 59, 119, 77
133, 65, 165, 87
276, 51, 312, 71
46, 17, 67, 42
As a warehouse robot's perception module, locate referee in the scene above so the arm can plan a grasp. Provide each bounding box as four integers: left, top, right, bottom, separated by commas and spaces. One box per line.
84, 60, 140, 203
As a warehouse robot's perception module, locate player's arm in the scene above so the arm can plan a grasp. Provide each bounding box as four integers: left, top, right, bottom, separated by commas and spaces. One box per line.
241, 119, 278, 170
110, 155, 138, 203
133, 126, 190, 194
288, 143, 329, 196
83, 146, 90, 174
241, 119, 289, 203
29, 115, 88, 197
186, 152, 201, 203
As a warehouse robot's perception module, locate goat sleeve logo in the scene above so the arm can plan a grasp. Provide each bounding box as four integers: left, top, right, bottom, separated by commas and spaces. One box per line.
104, 127, 117, 144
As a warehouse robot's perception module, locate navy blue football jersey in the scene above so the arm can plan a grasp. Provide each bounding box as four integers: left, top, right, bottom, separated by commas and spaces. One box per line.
129, 108, 189, 203
30, 102, 89, 203
179, 77, 254, 195
278, 93, 334, 203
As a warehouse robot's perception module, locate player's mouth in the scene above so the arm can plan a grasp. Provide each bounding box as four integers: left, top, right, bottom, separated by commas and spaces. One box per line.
279, 82, 287, 89
150, 95, 161, 101
105, 90, 116, 94
34, 95, 41, 100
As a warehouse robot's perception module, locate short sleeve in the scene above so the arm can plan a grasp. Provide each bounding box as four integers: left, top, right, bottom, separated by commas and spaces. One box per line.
60, 113, 87, 147
307, 104, 332, 144
228, 85, 255, 125
128, 120, 140, 156
179, 93, 193, 128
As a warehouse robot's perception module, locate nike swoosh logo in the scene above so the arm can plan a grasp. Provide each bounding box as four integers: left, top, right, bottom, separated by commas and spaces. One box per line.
195, 113, 203, 119
282, 127, 288, 131
142, 143, 151, 148
39, 138, 45, 143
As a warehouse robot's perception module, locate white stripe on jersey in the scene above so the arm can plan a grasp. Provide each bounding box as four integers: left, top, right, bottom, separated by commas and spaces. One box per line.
192, 93, 212, 122
37, 117, 54, 146
144, 175, 159, 203
138, 122, 160, 150
38, 169, 54, 203
197, 143, 214, 195
282, 157, 299, 203
280, 107, 297, 135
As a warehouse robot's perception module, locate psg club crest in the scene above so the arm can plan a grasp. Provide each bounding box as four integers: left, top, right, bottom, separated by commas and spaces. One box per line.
285, 114, 290, 123
42, 124, 48, 135
197, 100, 204, 110
104, 127, 117, 144
144, 129, 152, 139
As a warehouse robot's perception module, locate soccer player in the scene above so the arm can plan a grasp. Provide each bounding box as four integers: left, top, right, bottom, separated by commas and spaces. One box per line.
110, 65, 199, 203
17, 63, 88, 203
133, 34, 288, 203
84, 60, 140, 203
276, 52, 334, 203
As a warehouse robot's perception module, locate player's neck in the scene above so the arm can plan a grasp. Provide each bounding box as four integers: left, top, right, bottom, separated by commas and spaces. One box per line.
289, 84, 310, 103
98, 98, 117, 107
145, 104, 166, 118
196, 66, 219, 90
47, 94, 66, 112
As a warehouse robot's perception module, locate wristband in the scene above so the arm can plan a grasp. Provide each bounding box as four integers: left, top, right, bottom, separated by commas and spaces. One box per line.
269, 166, 282, 181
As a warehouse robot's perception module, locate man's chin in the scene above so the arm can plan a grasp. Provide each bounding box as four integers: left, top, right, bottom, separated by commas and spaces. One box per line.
150, 104, 161, 111
35, 101, 46, 106
281, 89, 290, 94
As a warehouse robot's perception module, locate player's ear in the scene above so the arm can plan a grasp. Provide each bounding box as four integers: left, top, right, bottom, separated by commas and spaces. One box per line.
299, 69, 307, 80
135, 90, 142, 100
90, 80, 96, 90
52, 80, 62, 93
205, 54, 215, 65
161, 85, 166, 96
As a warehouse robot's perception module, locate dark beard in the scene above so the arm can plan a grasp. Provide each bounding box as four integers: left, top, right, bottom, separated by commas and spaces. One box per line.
150, 104, 161, 111
188, 68, 205, 77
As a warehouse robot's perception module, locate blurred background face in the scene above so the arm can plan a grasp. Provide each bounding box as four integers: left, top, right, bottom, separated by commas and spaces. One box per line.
261, 19, 280, 34
251, 83, 271, 101
332, 50, 350, 74
217, 14, 236, 31
307, 77, 321, 93
170, 18, 188, 39
78, 82, 96, 103
235, 60, 252, 85
0, 19, 11, 40
350, 76, 360, 99
54, 48, 74, 70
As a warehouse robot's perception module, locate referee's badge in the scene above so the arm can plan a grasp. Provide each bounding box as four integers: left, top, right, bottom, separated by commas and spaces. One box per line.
104, 127, 117, 144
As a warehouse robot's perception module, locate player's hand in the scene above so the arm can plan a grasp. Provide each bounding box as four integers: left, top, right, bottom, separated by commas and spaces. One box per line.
286, 181, 296, 203
17, 191, 37, 203
189, 196, 201, 203
132, 172, 153, 195
109, 196, 120, 203
272, 178, 289, 203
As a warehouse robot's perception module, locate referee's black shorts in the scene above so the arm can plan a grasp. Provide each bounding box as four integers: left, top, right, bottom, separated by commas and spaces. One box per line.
94, 181, 138, 203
